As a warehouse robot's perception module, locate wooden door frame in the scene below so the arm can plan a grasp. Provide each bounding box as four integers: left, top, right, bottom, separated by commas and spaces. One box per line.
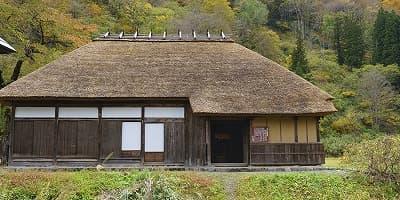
208, 118, 249, 166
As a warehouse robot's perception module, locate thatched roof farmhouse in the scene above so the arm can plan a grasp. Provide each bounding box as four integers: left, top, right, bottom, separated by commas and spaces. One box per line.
0, 34, 336, 167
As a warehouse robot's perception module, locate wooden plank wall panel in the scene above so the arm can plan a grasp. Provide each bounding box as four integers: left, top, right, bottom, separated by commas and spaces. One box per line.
13, 120, 34, 157
164, 122, 184, 163
77, 120, 98, 157
57, 121, 78, 156
101, 120, 122, 159
57, 120, 98, 157
250, 143, 324, 165
32, 120, 54, 157
185, 107, 206, 166
14, 120, 55, 158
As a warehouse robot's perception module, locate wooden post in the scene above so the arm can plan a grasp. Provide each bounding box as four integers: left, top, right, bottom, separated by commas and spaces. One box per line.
294, 117, 298, 143
97, 106, 102, 163
316, 116, 321, 142
206, 119, 211, 167
53, 106, 59, 166
140, 107, 145, 164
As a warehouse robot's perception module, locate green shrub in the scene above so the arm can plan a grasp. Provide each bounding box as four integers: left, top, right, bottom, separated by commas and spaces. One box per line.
343, 135, 400, 182
322, 133, 363, 156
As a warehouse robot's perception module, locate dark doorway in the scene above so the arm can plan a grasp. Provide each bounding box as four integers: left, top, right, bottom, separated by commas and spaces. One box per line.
211, 120, 248, 163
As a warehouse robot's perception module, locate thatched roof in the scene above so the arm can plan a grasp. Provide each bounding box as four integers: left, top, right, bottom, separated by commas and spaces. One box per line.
0, 39, 336, 115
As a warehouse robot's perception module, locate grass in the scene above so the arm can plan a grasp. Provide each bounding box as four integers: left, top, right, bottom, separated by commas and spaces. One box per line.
236, 172, 400, 200
0, 170, 225, 200
0, 170, 398, 200
323, 157, 342, 168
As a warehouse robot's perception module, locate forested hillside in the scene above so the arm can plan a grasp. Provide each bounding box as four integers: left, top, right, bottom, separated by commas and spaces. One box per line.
1, 0, 400, 156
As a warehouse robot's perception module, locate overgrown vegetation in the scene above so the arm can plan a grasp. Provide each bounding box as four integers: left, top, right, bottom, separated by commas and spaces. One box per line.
237, 172, 400, 199
343, 135, 400, 183
0, 170, 225, 200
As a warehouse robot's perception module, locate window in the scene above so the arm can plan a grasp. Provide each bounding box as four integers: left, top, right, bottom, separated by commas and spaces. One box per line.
102, 107, 141, 118
59, 107, 98, 118
15, 107, 55, 118
121, 122, 141, 151
144, 107, 184, 118
145, 123, 164, 152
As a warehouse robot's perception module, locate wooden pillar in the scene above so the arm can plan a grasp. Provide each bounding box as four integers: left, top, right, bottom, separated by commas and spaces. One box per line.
53, 106, 59, 165
97, 106, 102, 163
316, 116, 321, 142
294, 117, 298, 143
206, 119, 211, 167
140, 107, 145, 164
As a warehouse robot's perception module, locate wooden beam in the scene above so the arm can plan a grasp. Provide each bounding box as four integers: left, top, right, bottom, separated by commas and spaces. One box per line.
316, 116, 321, 142
140, 107, 145, 165
97, 106, 102, 163
53, 106, 59, 165
206, 119, 211, 167
294, 117, 298, 143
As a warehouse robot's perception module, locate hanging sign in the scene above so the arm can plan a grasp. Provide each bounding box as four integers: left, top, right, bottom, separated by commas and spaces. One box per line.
252, 127, 268, 143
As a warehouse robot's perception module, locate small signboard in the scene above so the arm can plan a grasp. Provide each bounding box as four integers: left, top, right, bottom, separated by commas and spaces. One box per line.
252, 127, 268, 143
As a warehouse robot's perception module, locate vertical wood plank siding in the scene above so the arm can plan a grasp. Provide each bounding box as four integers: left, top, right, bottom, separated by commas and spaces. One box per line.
13, 120, 54, 158
185, 106, 206, 166
164, 122, 184, 163
250, 143, 324, 165
101, 120, 122, 159
57, 120, 98, 158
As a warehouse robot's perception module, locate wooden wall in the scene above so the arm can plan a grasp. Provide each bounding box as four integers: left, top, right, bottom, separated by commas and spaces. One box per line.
57, 120, 98, 158
251, 117, 319, 143
250, 143, 324, 165
11, 102, 188, 166
185, 106, 207, 166
13, 120, 55, 158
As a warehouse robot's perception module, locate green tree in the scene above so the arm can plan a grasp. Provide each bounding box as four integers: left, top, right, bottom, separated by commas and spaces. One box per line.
372, 8, 386, 64
236, 0, 269, 36
372, 9, 400, 66
252, 28, 281, 62
290, 35, 309, 77
334, 15, 345, 65
342, 14, 364, 69
334, 13, 364, 69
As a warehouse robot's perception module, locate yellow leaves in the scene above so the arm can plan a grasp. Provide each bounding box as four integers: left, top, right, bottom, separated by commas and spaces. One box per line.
341, 91, 356, 97
382, 0, 400, 12
331, 111, 362, 134
87, 3, 102, 17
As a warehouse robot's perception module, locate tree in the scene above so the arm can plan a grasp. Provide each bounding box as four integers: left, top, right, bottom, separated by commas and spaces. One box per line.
290, 35, 309, 77
334, 15, 344, 65
236, 0, 269, 36
372, 9, 400, 66
334, 13, 364, 69
372, 8, 386, 64
358, 69, 396, 131
252, 28, 281, 62
342, 14, 364, 69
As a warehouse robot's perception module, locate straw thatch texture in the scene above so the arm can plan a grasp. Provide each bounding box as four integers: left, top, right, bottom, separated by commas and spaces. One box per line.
0, 40, 336, 115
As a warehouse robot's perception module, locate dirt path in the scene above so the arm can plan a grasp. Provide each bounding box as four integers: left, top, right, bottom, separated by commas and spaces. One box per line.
223, 174, 239, 200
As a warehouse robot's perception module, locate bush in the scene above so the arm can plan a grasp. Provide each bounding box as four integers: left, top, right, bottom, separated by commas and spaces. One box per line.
322, 133, 363, 156
343, 136, 400, 182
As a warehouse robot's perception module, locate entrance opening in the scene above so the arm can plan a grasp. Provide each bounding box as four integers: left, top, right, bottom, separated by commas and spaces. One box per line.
211, 120, 248, 163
